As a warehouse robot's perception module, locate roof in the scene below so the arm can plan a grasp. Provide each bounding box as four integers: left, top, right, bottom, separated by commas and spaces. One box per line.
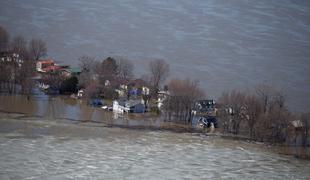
38, 59, 54, 64
64, 67, 81, 74
42, 65, 62, 72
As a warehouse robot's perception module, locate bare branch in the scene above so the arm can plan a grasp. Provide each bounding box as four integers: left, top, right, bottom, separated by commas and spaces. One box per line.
29, 38, 47, 61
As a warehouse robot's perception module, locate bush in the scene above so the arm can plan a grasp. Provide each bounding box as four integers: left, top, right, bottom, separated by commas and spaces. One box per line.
60, 76, 78, 94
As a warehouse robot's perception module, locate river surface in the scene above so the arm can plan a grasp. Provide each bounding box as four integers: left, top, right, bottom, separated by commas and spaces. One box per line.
0, 0, 310, 111
0, 118, 310, 180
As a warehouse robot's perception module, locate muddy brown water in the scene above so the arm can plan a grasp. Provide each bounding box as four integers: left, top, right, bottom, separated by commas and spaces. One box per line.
0, 94, 165, 128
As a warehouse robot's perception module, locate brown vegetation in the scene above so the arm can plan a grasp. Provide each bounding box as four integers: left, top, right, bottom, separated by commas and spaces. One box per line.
218, 84, 295, 145
148, 59, 169, 95
0, 26, 44, 97
163, 79, 204, 123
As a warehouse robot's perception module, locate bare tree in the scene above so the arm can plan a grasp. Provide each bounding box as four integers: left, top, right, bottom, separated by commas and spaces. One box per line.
78, 55, 96, 73
218, 90, 247, 134
255, 84, 275, 113
0, 59, 12, 92
254, 89, 290, 143
149, 59, 169, 93
0, 26, 9, 52
28, 38, 47, 60
11, 35, 28, 59
244, 94, 262, 139
98, 57, 118, 83
19, 59, 35, 98
163, 79, 204, 123
301, 112, 310, 146
84, 80, 101, 99
78, 56, 98, 88
116, 57, 134, 80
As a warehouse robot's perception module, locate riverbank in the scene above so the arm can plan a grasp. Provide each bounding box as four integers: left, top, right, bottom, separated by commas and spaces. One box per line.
0, 111, 197, 134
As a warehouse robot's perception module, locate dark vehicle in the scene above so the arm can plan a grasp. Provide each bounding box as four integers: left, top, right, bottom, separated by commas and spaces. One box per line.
198, 116, 218, 128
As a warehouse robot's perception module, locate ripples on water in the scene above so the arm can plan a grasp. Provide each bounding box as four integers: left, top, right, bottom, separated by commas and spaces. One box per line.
0, 128, 310, 180
1, 0, 310, 111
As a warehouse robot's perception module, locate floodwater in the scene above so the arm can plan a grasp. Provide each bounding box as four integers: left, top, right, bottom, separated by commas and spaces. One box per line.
0, 94, 165, 129
0, 94, 310, 179
0, 118, 310, 179
0, 0, 310, 111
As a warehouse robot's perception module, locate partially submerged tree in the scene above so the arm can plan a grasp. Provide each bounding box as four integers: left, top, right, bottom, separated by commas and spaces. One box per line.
19, 59, 35, 97
84, 80, 101, 99
218, 90, 247, 135
163, 79, 204, 123
60, 76, 79, 94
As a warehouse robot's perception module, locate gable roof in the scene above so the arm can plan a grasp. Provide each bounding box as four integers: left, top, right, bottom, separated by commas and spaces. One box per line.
42, 65, 62, 72
38, 59, 54, 64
